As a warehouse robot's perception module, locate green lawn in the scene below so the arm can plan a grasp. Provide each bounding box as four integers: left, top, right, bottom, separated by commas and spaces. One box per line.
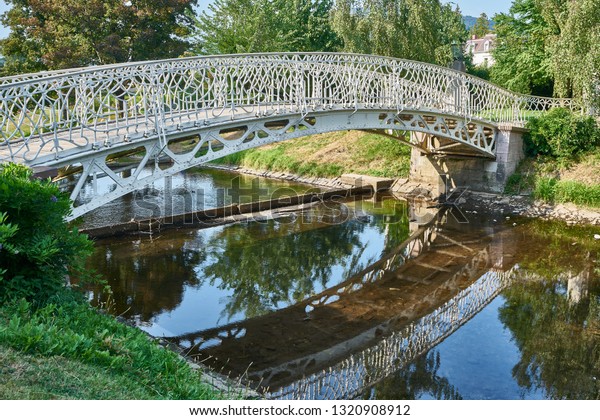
0, 296, 228, 400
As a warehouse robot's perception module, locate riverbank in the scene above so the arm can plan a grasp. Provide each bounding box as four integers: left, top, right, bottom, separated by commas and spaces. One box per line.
0, 294, 243, 399
210, 163, 600, 226
214, 130, 412, 179
0, 164, 245, 400
209, 130, 600, 226
463, 192, 600, 226
505, 153, 600, 209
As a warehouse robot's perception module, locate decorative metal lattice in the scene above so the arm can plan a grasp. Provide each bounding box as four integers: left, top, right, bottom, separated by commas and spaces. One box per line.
0, 53, 587, 217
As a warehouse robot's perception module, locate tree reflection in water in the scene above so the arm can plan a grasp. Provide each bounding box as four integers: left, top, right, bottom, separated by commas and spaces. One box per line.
88, 233, 209, 321
498, 220, 600, 399
201, 199, 410, 320
88, 199, 411, 325
367, 351, 462, 400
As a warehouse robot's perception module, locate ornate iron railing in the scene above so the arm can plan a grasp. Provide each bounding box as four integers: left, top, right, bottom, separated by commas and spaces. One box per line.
0, 53, 585, 165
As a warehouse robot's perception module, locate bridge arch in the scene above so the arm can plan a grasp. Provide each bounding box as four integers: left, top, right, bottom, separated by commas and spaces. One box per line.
0, 53, 585, 218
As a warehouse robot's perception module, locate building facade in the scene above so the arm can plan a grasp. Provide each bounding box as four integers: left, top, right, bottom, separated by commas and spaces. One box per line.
465, 34, 496, 67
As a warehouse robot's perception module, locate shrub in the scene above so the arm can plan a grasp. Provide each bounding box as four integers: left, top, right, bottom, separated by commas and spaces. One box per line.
524, 108, 600, 158
532, 177, 600, 208
553, 180, 600, 208
0, 163, 92, 303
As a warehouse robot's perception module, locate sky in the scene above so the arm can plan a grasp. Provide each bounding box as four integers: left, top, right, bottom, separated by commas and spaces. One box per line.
0, 0, 513, 39
452, 0, 513, 17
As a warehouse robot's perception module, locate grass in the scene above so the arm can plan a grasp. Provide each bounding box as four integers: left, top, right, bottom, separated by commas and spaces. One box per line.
504, 148, 600, 208
0, 345, 159, 399
0, 294, 228, 400
534, 177, 600, 208
214, 130, 412, 179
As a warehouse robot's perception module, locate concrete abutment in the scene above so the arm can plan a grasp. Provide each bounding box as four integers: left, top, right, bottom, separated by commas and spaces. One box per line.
409, 124, 526, 195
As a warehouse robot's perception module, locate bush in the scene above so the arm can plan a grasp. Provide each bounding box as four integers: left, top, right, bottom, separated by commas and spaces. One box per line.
553, 180, 600, 208
0, 163, 92, 303
524, 108, 600, 158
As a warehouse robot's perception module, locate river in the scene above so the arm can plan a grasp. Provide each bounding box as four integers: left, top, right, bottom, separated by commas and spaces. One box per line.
81, 167, 600, 400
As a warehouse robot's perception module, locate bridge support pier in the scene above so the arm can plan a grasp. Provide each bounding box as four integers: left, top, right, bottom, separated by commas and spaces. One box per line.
409, 124, 526, 195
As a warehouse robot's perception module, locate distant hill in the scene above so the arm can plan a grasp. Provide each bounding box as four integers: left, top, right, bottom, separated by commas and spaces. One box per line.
463, 15, 495, 31
463, 15, 477, 30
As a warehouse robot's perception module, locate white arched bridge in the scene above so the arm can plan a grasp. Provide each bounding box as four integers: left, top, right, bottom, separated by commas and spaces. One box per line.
0, 53, 584, 218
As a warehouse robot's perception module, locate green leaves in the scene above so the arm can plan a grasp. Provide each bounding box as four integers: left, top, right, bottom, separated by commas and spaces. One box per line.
330, 0, 467, 65
491, 0, 555, 95
524, 107, 600, 158
491, 0, 600, 101
194, 0, 339, 55
0, 0, 197, 74
469, 13, 491, 38
0, 163, 93, 303
194, 0, 465, 65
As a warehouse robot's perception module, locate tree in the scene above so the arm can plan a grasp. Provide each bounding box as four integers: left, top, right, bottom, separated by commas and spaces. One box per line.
436, 3, 469, 66
469, 13, 490, 38
491, 0, 599, 101
193, 0, 339, 54
547, 0, 600, 101
490, 0, 555, 95
330, 0, 467, 66
0, 0, 197, 75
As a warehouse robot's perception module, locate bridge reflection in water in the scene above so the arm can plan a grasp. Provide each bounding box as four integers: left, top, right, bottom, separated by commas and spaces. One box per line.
166, 207, 517, 399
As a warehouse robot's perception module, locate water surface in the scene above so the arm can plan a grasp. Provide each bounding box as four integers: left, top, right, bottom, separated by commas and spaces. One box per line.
84, 169, 600, 399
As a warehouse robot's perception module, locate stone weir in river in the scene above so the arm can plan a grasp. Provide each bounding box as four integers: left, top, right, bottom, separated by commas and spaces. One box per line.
166, 210, 518, 398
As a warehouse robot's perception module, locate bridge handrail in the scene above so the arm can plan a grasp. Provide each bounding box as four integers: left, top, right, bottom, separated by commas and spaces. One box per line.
0, 52, 588, 164
0, 52, 583, 108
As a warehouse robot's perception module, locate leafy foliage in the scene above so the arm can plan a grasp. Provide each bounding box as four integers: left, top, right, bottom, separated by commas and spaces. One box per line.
490, 0, 554, 95
524, 108, 600, 158
469, 13, 491, 38
491, 0, 600, 101
194, 0, 339, 54
0, 0, 197, 74
547, 0, 600, 102
330, 0, 467, 65
0, 163, 92, 303
466, 63, 491, 80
